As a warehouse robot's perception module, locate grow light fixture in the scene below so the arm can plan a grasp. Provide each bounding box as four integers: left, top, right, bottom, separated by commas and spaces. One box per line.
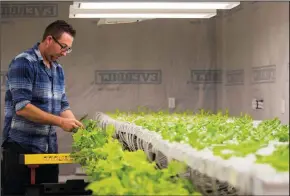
74, 2, 240, 10
70, 12, 217, 19
72, 13, 216, 19
69, 1, 240, 19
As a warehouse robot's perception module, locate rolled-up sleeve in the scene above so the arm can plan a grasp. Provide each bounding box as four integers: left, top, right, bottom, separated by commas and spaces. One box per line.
60, 92, 70, 113
8, 57, 34, 112
59, 68, 70, 113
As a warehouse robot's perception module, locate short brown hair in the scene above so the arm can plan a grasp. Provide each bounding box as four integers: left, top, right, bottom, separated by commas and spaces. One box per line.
42, 20, 76, 41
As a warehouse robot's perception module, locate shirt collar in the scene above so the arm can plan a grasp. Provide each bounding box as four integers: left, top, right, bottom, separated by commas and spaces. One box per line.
33, 42, 61, 69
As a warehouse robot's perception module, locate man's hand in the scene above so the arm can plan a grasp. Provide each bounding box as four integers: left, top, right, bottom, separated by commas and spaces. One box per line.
60, 109, 85, 132
59, 118, 84, 132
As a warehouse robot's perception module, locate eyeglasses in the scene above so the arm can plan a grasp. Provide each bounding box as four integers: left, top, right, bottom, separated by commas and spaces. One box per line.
51, 36, 72, 54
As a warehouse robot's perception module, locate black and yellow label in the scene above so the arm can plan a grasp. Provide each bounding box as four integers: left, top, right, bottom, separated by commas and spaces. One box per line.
22, 153, 74, 165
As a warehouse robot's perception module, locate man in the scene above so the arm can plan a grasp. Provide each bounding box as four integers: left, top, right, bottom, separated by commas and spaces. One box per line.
1, 20, 83, 195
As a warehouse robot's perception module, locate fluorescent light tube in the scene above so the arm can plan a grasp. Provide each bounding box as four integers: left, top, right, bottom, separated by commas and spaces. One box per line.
70, 13, 216, 18
69, 5, 217, 18
75, 2, 240, 10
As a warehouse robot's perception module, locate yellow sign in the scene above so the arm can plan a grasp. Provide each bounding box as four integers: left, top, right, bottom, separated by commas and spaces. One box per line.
23, 153, 74, 165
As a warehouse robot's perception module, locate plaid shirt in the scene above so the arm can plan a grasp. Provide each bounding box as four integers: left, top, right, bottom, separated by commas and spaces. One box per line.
2, 42, 70, 153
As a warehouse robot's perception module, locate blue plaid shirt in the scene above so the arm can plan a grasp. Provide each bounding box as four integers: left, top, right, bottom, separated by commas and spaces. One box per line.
2, 42, 70, 153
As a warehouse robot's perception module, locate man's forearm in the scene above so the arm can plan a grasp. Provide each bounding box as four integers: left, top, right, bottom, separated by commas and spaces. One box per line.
16, 103, 62, 126
60, 109, 76, 119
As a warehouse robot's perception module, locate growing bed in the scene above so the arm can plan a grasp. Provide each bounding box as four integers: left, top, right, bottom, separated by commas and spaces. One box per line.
71, 110, 289, 196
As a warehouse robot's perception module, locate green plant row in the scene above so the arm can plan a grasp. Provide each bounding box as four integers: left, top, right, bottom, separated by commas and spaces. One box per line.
107, 109, 289, 172
71, 120, 201, 195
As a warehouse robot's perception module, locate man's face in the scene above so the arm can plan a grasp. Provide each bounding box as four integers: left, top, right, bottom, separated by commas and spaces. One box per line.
44, 32, 73, 62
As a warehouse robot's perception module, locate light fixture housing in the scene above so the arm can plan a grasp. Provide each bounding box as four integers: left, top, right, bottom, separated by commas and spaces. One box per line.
69, 8, 217, 19
69, 1, 240, 19
71, 13, 217, 19
73, 2, 240, 10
